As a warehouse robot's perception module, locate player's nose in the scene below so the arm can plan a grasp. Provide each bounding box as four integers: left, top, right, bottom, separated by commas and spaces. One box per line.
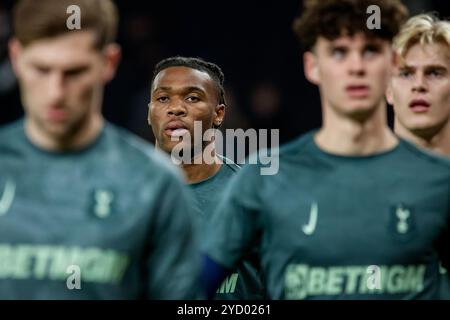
167, 99, 187, 117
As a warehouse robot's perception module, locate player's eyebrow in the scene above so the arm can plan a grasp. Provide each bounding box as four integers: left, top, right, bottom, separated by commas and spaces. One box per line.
153, 86, 206, 94
329, 44, 348, 50
400, 64, 447, 72
398, 65, 415, 71
363, 42, 383, 51
31, 61, 91, 74
424, 64, 448, 72
63, 65, 90, 75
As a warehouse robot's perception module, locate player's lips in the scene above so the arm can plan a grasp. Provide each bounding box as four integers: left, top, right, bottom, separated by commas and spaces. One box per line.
409, 99, 430, 113
164, 120, 190, 137
345, 85, 370, 98
46, 108, 68, 122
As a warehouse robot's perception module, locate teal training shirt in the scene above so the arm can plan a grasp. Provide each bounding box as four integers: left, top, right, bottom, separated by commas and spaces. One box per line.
190, 155, 265, 299
190, 155, 240, 220
204, 131, 450, 299
0, 119, 200, 299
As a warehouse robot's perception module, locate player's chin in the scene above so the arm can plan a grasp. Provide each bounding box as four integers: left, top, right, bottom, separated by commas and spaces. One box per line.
341, 103, 379, 120
162, 139, 192, 153
407, 118, 442, 132
339, 101, 374, 114
42, 118, 81, 137
42, 121, 70, 134
156, 138, 174, 153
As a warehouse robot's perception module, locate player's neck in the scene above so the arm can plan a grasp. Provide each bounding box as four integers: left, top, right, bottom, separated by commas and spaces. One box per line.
395, 119, 450, 158
25, 113, 104, 153
316, 102, 398, 156
181, 143, 222, 184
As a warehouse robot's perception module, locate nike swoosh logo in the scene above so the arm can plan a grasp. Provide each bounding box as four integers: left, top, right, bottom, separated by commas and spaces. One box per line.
302, 202, 318, 235
0, 180, 16, 216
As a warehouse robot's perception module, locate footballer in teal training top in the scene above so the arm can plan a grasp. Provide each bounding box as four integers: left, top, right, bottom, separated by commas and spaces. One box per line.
387, 13, 450, 300
148, 56, 266, 299
203, 0, 450, 299
0, 0, 200, 299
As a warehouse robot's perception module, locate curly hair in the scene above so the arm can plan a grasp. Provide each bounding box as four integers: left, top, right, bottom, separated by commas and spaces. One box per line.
151, 56, 226, 106
293, 0, 409, 51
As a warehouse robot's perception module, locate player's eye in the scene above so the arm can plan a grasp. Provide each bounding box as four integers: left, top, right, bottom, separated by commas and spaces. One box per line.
398, 69, 413, 78
427, 69, 445, 78
330, 47, 346, 59
156, 96, 169, 103
363, 45, 381, 58
35, 66, 50, 74
186, 96, 200, 102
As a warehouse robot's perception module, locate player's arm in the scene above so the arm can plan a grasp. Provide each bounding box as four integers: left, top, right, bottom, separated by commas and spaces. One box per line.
145, 174, 202, 299
437, 190, 450, 271
201, 162, 263, 298
201, 255, 233, 299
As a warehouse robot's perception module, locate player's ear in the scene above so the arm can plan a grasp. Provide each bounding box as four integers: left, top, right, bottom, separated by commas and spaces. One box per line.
386, 82, 394, 106
102, 43, 121, 83
147, 102, 152, 126
392, 49, 399, 67
8, 38, 23, 77
304, 51, 320, 85
213, 104, 225, 128
386, 50, 398, 106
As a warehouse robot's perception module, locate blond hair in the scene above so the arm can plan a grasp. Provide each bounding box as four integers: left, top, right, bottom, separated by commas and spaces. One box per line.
393, 13, 450, 58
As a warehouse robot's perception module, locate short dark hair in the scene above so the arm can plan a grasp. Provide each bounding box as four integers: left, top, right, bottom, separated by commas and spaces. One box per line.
151, 56, 226, 106
13, 0, 118, 49
293, 0, 409, 51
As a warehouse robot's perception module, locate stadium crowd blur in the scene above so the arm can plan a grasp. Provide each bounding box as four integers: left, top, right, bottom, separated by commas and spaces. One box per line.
1, 0, 449, 158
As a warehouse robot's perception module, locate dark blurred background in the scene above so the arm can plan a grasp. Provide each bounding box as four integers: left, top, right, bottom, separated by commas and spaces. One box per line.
1, 0, 450, 149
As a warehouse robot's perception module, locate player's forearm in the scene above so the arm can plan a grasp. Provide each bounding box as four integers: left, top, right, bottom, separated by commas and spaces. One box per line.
201, 254, 232, 299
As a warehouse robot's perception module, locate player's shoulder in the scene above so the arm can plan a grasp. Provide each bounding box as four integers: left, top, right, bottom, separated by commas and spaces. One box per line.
239, 130, 314, 166
103, 123, 182, 178
0, 119, 24, 144
104, 123, 152, 159
217, 154, 240, 174
226, 131, 313, 180
277, 130, 318, 162
0, 119, 28, 160
398, 138, 450, 172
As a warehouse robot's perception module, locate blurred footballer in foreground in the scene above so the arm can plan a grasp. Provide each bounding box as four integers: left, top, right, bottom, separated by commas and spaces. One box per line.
0, 0, 199, 299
